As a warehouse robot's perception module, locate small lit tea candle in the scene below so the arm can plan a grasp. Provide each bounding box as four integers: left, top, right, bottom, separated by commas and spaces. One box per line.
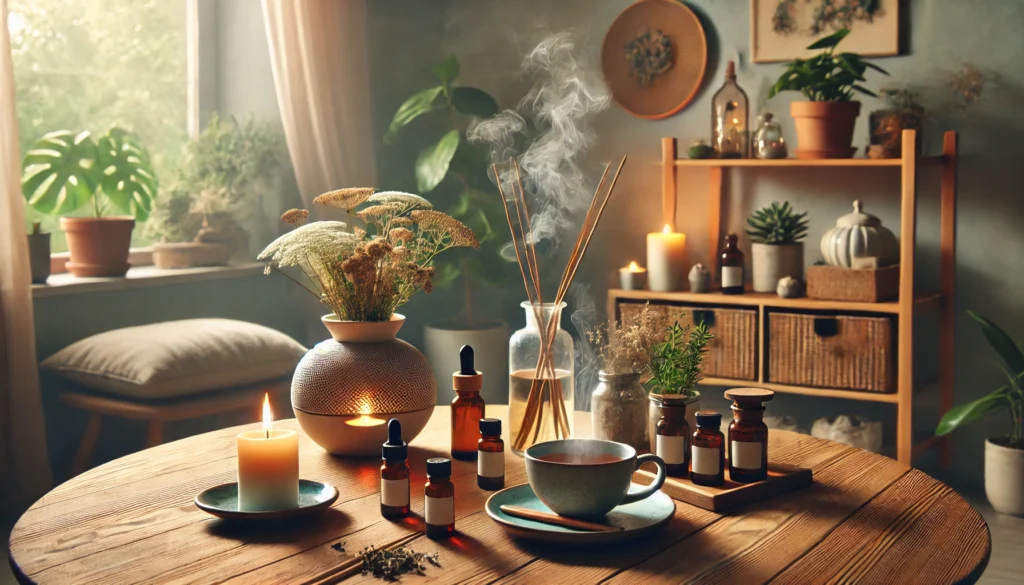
237, 394, 299, 511
618, 261, 647, 291
647, 225, 686, 292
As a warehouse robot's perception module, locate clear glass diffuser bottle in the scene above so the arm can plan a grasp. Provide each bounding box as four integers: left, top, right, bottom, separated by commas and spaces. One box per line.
509, 302, 574, 456
712, 60, 749, 158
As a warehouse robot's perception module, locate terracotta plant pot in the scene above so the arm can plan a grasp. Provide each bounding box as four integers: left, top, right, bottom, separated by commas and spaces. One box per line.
790, 101, 861, 159
985, 437, 1024, 516
60, 216, 135, 277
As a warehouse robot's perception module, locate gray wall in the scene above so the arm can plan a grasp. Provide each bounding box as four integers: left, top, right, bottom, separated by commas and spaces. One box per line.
367, 0, 1024, 486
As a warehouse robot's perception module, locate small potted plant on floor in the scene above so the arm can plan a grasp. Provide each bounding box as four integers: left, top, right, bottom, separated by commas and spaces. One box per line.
937, 311, 1024, 516
768, 28, 889, 159
646, 317, 713, 453
746, 201, 809, 292
21, 128, 157, 277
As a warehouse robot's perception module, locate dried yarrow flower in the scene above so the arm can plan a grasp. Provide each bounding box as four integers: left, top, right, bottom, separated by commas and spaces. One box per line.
367, 190, 433, 210
391, 217, 413, 227
388, 227, 413, 244
258, 221, 358, 270
353, 226, 367, 239
281, 208, 309, 225
313, 187, 375, 210
411, 210, 479, 248
357, 203, 404, 223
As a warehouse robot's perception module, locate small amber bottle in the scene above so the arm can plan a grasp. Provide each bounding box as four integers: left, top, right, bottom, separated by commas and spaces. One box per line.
380, 419, 410, 519
654, 395, 691, 477
451, 345, 485, 461
691, 410, 725, 487
424, 458, 455, 539
477, 418, 504, 490
720, 234, 745, 295
725, 388, 774, 483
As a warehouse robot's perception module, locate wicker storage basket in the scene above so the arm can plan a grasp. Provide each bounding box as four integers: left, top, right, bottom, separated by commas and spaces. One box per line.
618, 302, 757, 381
767, 312, 895, 392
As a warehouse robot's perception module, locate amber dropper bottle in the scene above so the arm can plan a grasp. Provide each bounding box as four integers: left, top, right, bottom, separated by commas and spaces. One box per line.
725, 388, 774, 483
380, 418, 410, 519
477, 418, 504, 490
424, 458, 455, 539
451, 345, 485, 461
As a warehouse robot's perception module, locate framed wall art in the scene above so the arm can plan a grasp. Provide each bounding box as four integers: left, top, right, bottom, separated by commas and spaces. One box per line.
751, 0, 899, 63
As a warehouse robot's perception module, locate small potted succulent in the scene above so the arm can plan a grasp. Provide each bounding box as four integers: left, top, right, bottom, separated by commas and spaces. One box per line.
937, 311, 1024, 516
747, 201, 809, 292
768, 28, 889, 159
646, 318, 713, 453
22, 128, 157, 277
27, 221, 51, 284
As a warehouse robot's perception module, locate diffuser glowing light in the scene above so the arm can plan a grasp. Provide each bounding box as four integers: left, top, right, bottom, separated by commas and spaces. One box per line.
646, 225, 686, 291
346, 414, 386, 427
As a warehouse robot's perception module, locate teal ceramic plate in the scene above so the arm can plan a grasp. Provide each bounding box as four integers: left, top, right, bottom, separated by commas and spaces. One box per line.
195, 480, 339, 520
485, 483, 675, 545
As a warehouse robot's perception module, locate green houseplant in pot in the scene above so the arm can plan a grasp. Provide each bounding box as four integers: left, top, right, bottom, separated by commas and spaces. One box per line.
646, 318, 713, 454
768, 28, 889, 159
746, 201, 809, 292
22, 128, 157, 277
384, 53, 515, 405
936, 311, 1024, 516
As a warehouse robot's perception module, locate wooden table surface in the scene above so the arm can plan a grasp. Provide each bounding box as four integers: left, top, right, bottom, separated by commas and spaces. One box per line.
9, 406, 990, 584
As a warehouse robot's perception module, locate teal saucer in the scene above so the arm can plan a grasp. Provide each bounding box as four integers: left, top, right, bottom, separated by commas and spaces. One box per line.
195, 480, 339, 520
485, 482, 675, 545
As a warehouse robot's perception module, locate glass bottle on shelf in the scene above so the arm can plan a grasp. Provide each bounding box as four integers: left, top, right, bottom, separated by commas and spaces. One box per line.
712, 60, 749, 158
754, 113, 788, 159
509, 302, 574, 456
720, 234, 745, 295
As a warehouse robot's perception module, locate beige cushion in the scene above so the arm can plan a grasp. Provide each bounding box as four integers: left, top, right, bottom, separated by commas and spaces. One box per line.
42, 319, 307, 400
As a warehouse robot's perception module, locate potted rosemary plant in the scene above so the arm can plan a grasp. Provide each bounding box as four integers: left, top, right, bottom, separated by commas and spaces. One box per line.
746, 201, 809, 293
646, 319, 713, 453
937, 311, 1024, 516
22, 128, 158, 277
768, 28, 889, 159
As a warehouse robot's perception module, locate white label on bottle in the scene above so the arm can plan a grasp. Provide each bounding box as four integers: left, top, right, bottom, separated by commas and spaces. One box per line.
656, 434, 687, 465
692, 446, 720, 475
425, 495, 454, 526
381, 478, 409, 507
731, 441, 763, 470
722, 266, 743, 288
478, 451, 504, 478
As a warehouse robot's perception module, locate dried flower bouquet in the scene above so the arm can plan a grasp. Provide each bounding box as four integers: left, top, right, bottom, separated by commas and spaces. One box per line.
259, 188, 478, 322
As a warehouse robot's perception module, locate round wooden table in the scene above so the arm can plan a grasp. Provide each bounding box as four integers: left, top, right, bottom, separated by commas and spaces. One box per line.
9, 406, 990, 584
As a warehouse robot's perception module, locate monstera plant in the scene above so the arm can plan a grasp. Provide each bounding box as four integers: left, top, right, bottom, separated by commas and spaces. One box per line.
22, 127, 157, 277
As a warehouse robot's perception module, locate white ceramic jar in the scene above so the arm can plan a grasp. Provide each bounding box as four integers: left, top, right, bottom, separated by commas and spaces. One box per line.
820, 200, 899, 268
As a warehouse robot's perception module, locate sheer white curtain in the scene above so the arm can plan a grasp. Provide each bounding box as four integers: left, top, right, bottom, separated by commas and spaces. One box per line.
262, 0, 377, 210
1, 0, 53, 508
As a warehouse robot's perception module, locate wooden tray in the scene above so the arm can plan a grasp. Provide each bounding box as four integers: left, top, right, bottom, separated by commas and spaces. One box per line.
634, 462, 812, 512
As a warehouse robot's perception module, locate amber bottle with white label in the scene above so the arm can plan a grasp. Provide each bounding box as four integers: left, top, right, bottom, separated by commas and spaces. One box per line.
424, 458, 455, 539
477, 418, 504, 490
653, 395, 690, 477
380, 419, 410, 519
691, 410, 725, 487
725, 388, 774, 483
720, 234, 745, 295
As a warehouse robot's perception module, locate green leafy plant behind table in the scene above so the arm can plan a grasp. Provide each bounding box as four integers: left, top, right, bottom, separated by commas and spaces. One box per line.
385, 53, 513, 324
767, 28, 889, 102
22, 127, 158, 219
937, 311, 1024, 447
648, 319, 714, 396
746, 201, 809, 244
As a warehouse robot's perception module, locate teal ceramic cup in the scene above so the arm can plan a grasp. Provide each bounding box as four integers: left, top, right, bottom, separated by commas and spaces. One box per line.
525, 439, 667, 518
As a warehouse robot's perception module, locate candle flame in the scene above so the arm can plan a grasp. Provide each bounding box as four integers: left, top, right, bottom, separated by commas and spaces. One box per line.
662, 224, 672, 234
262, 393, 272, 434
628, 261, 640, 271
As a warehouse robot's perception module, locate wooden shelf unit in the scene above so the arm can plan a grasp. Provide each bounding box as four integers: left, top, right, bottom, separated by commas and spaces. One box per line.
614, 129, 957, 467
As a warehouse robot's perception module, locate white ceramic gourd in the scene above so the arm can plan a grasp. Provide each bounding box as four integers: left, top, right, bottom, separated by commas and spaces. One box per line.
820, 200, 899, 268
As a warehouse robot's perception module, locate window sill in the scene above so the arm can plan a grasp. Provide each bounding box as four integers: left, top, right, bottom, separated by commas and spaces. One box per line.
32, 263, 265, 299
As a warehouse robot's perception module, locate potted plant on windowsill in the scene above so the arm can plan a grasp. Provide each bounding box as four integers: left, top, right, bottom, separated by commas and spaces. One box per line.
27, 221, 51, 284
21, 128, 158, 277
768, 28, 889, 159
646, 319, 713, 453
384, 53, 516, 405
747, 201, 809, 293
937, 311, 1024, 516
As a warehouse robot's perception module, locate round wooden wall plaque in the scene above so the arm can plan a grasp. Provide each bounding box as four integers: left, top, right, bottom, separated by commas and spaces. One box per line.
602, 0, 707, 119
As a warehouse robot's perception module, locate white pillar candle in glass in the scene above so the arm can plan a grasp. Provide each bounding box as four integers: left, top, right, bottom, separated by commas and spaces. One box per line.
618, 261, 648, 290
237, 394, 299, 511
646, 225, 686, 292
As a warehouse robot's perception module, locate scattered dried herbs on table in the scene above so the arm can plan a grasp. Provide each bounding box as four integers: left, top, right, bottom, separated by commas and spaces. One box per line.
358, 545, 441, 581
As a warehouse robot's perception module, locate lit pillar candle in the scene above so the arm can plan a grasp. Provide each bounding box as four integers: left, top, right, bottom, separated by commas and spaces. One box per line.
237, 394, 299, 511
619, 261, 648, 290
647, 225, 686, 292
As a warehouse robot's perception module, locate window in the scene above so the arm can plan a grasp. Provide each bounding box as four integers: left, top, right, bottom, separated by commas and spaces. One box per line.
9, 0, 188, 252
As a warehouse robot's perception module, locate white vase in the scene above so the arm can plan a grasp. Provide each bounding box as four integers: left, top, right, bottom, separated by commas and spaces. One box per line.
424, 319, 509, 405
751, 242, 804, 293
985, 438, 1024, 516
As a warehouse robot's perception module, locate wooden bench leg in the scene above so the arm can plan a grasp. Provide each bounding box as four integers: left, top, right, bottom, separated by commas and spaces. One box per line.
145, 421, 165, 448
72, 414, 102, 476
